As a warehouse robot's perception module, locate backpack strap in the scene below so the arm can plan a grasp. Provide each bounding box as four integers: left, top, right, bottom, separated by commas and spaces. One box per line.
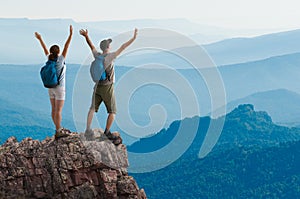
97, 54, 111, 81
102, 54, 112, 81
57, 66, 64, 85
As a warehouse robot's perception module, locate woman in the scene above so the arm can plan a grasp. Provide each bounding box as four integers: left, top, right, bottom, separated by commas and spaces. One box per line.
35, 25, 73, 139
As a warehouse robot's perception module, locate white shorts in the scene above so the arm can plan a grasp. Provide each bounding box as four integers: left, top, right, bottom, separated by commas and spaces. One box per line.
48, 86, 65, 100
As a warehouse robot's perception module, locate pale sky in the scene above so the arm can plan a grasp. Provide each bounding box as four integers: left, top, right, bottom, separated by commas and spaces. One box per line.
1, 0, 300, 29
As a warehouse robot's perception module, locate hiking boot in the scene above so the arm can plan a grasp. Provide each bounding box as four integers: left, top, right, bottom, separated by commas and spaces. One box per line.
55, 128, 71, 139
104, 129, 119, 140
103, 129, 122, 145
62, 128, 72, 134
84, 128, 94, 141
112, 136, 122, 145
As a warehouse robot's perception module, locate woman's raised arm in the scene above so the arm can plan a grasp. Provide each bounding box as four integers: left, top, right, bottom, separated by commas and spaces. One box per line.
35, 32, 49, 56
62, 25, 73, 58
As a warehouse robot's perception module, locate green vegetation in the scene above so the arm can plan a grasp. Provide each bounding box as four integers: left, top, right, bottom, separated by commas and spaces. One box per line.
130, 104, 300, 198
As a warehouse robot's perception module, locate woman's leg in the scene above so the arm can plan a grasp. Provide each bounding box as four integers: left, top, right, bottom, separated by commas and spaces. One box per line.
50, 98, 56, 128
54, 100, 64, 131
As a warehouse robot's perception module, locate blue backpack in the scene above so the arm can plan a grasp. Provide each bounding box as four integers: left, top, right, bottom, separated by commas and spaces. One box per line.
90, 55, 109, 82
40, 59, 63, 88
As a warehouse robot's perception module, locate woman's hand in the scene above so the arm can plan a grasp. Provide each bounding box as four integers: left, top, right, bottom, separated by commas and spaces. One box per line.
35, 32, 42, 40
69, 25, 73, 35
34, 32, 49, 56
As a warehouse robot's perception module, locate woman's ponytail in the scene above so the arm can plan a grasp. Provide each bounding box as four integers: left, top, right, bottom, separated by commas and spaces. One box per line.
49, 45, 60, 61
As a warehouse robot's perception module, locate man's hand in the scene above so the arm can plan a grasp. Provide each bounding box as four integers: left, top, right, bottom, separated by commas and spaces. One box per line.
79, 29, 95, 51
79, 29, 88, 37
35, 32, 42, 40
115, 28, 138, 57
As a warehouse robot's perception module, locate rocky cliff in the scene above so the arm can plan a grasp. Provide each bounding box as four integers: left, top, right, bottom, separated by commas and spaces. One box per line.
0, 130, 146, 199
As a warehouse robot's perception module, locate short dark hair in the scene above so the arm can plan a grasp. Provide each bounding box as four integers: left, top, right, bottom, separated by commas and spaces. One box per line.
100, 39, 112, 52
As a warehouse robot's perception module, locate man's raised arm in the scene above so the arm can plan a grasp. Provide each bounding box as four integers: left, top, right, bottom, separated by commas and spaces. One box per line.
115, 28, 138, 57
79, 29, 96, 52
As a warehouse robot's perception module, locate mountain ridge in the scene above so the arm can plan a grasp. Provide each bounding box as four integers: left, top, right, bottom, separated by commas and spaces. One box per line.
1, 18, 299, 64
204, 29, 300, 65
217, 89, 300, 127
129, 104, 300, 198
128, 104, 300, 153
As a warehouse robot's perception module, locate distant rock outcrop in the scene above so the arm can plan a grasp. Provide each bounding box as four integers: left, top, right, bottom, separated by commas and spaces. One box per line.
0, 130, 146, 199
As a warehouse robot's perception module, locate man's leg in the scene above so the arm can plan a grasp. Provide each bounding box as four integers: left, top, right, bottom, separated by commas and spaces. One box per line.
86, 108, 95, 131
86, 86, 102, 132
105, 113, 115, 133
103, 84, 116, 135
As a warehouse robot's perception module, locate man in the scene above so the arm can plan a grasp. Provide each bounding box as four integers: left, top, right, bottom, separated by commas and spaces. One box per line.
79, 28, 138, 141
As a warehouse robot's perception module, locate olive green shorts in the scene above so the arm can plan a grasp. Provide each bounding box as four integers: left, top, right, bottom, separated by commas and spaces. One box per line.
91, 84, 117, 113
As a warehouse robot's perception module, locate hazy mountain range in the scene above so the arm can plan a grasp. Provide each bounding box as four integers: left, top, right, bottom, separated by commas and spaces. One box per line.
1, 17, 300, 140
116, 52, 300, 126
1, 50, 300, 143
116, 30, 300, 67
0, 97, 54, 142
204, 28, 300, 65
1, 18, 299, 65
216, 89, 300, 127
217, 52, 300, 100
